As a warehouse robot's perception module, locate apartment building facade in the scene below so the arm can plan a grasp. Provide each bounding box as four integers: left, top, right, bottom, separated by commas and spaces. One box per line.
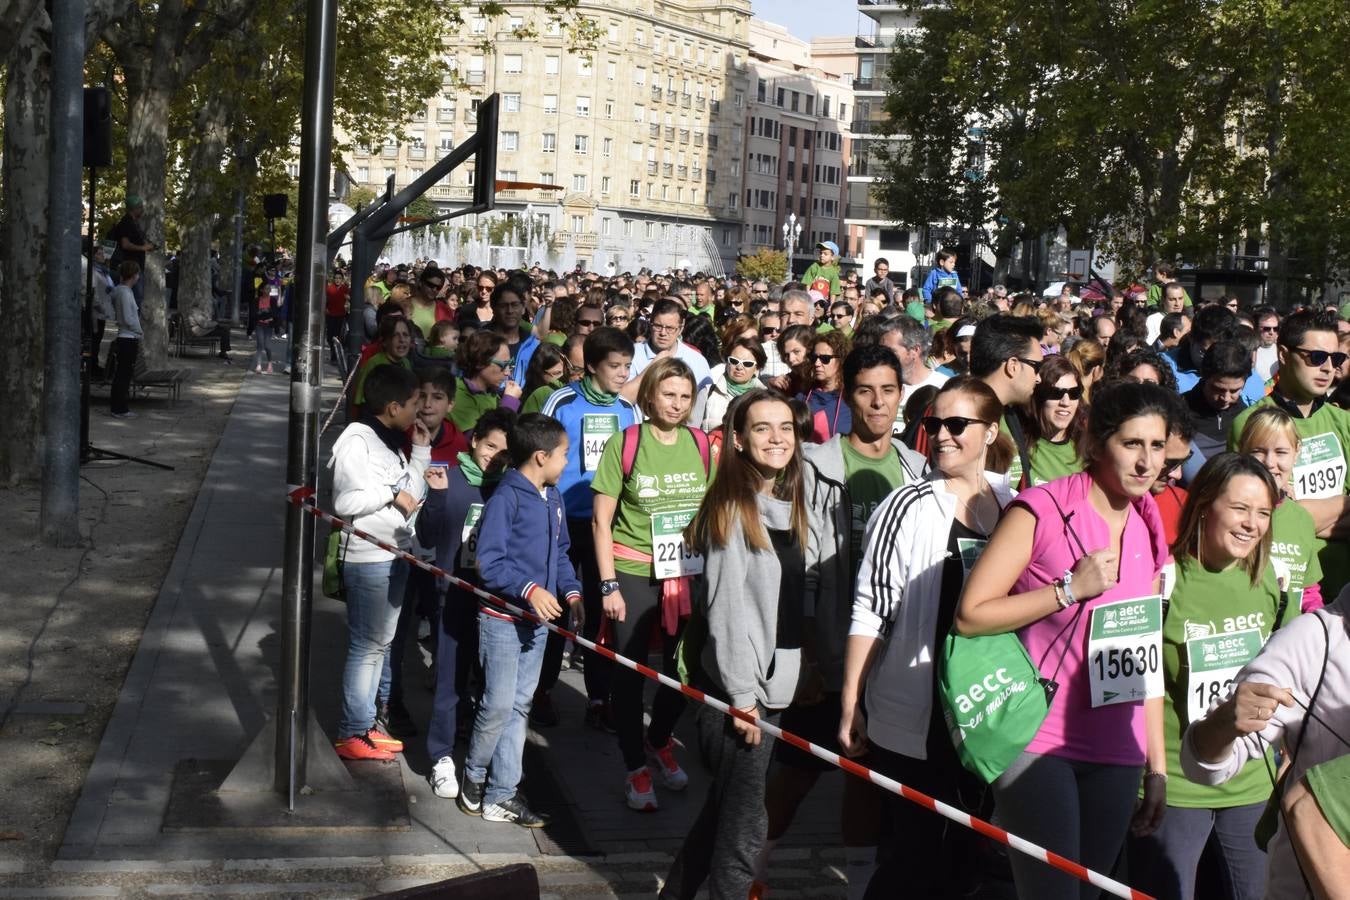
339, 0, 753, 273
845, 0, 924, 286
741, 20, 852, 279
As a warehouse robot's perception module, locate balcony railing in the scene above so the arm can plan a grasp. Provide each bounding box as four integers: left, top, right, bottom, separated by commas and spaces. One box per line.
466, 70, 485, 84
662, 163, 673, 176
647, 161, 658, 175
853, 77, 885, 92
710, 99, 720, 114
666, 90, 677, 103
708, 135, 719, 149
664, 126, 675, 140
679, 129, 689, 143
696, 97, 706, 110
650, 123, 660, 138
437, 109, 455, 123
694, 133, 704, 147
381, 145, 398, 158
651, 85, 662, 100
681, 93, 691, 108
676, 165, 687, 178
408, 147, 426, 160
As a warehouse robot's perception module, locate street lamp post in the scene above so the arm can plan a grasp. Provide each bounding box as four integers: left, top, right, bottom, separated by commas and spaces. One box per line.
781, 211, 802, 278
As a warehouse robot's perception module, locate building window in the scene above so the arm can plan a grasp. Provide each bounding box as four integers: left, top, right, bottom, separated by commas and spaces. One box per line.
607, 21, 620, 42
544, 56, 559, 76
646, 222, 656, 238
606, 60, 617, 81
503, 93, 521, 113
602, 137, 613, 157
572, 174, 587, 191
574, 134, 589, 153
601, 217, 613, 236
600, 176, 611, 194
542, 132, 556, 152
776, 87, 785, 107
542, 94, 558, 114
501, 131, 519, 151
576, 96, 591, 117
629, 179, 640, 197
734, 90, 744, 108
635, 66, 647, 85
508, 15, 523, 30
604, 100, 614, 119
634, 28, 644, 45
356, 166, 369, 182
471, 17, 485, 34
632, 103, 645, 123
624, 219, 634, 236
571, 214, 585, 232
503, 54, 522, 74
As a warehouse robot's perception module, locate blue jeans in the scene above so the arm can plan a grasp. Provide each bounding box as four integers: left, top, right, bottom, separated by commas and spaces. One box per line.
463, 611, 547, 806
1128, 802, 1268, 900
425, 586, 481, 762
339, 558, 409, 738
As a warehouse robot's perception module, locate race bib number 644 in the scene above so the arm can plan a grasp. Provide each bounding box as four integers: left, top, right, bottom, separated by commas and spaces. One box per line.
1087, 596, 1164, 707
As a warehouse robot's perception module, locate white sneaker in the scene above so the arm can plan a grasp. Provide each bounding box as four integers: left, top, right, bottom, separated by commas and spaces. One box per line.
430, 755, 459, 799
625, 767, 658, 812
646, 739, 689, 791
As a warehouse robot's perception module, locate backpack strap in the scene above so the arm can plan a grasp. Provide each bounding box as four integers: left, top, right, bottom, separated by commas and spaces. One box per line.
620, 423, 643, 481
687, 426, 712, 477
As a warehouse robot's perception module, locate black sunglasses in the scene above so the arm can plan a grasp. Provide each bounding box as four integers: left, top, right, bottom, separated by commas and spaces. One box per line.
1291, 347, 1349, 368
1041, 386, 1084, 402
1162, 449, 1194, 474
760, 327, 780, 338
921, 416, 990, 437
1016, 356, 1044, 373
810, 352, 836, 365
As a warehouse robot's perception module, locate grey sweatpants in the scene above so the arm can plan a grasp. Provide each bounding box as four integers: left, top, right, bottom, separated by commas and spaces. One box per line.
992, 751, 1142, 900
660, 703, 778, 900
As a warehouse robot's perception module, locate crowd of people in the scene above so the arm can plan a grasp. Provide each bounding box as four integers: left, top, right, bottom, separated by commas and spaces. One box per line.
326, 247, 1350, 900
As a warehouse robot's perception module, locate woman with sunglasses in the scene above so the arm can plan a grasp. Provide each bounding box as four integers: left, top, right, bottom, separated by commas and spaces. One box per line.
449, 331, 521, 433
410, 269, 452, 341
605, 303, 633, 329
1237, 408, 1324, 612
1027, 356, 1087, 486
805, 330, 853, 442
591, 357, 710, 813
828, 302, 856, 337
1065, 337, 1105, 400
699, 337, 766, 433
839, 377, 1015, 898
661, 389, 809, 900
957, 381, 1175, 900
1127, 454, 1296, 900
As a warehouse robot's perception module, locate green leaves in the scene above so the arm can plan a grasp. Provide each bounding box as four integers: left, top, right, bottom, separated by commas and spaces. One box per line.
877, 0, 1350, 292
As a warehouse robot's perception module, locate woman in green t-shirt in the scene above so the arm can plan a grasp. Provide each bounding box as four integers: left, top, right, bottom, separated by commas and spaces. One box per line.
1237, 407, 1325, 612
591, 357, 710, 813
1026, 355, 1086, 486
1129, 453, 1295, 900
519, 343, 568, 416
351, 316, 413, 418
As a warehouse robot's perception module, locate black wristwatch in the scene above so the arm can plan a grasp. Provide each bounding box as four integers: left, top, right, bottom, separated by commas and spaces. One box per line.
600, 579, 621, 596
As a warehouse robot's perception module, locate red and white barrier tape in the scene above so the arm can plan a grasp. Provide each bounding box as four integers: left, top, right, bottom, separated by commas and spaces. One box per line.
287, 485, 1153, 900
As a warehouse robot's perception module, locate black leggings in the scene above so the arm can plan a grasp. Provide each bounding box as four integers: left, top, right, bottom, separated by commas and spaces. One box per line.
611, 569, 687, 771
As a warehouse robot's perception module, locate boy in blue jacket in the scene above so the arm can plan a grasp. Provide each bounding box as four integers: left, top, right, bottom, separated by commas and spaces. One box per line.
458, 413, 583, 827
415, 407, 516, 803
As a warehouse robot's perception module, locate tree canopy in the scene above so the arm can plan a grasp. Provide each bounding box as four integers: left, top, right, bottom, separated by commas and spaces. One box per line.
876, 0, 1350, 301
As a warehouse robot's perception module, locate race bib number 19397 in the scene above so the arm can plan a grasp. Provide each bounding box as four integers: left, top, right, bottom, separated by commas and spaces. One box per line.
1293, 432, 1345, 500
1087, 596, 1164, 707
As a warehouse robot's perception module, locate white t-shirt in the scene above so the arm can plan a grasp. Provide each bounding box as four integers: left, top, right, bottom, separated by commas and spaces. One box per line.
896, 369, 949, 431
1255, 344, 1279, 382
631, 339, 713, 391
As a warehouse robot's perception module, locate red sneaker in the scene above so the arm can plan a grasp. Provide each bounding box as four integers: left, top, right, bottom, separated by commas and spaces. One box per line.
335, 733, 395, 761
367, 727, 404, 753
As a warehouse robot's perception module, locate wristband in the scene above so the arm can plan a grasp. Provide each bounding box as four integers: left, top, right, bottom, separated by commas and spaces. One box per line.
1061, 569, 1076, 607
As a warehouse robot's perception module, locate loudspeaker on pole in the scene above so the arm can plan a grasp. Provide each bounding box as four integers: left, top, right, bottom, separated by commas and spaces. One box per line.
83, 87, 112, 169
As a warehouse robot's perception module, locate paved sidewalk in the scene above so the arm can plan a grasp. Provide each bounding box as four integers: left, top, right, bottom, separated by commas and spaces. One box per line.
54, 373, 844, 889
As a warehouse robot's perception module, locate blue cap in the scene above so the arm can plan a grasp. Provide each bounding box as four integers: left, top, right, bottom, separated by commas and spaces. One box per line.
816, 240, 839, 255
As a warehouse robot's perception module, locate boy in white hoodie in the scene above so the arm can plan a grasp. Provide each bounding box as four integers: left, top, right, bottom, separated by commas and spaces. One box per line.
330, 364, 431, 760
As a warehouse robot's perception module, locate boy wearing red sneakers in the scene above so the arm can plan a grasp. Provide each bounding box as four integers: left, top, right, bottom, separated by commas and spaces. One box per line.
331, 365, 431, 759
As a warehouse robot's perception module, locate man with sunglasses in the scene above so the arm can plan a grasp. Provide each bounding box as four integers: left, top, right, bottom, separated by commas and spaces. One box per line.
762, 345, 929, 893
1229, 310, 1350, 597
1151, 395, 1197, 546
1253, 306, 1281, 381
968, 314, 1045, 489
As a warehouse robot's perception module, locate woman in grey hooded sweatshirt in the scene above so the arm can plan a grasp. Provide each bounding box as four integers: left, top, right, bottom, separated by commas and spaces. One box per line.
661, 388, 810, 900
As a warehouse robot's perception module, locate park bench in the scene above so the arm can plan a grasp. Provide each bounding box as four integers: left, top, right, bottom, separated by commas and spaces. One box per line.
129, 357, 189, 403
169, 311, 221, 357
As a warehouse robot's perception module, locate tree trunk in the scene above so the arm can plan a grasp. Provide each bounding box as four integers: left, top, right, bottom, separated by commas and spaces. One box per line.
120, 57, 175, 367
176, 84, 233, 336
0, 17, 51, 484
